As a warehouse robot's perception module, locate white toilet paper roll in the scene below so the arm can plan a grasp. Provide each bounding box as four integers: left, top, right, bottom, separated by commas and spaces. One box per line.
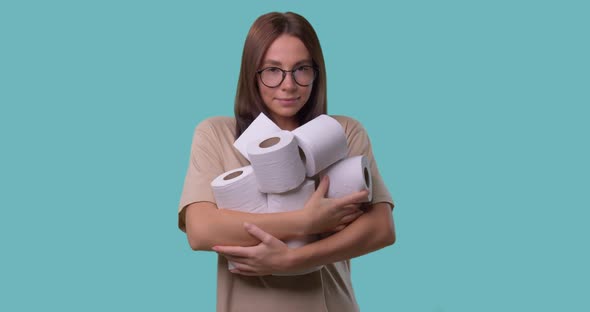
322, 155, 372, 202
267, 179, 315, 213
267, 179, 323, 276
292, 114, 349, 177
212, 166, 268, 271
233, 113, 281, 161
247, 130, 306, 194
211, 165, 268, 213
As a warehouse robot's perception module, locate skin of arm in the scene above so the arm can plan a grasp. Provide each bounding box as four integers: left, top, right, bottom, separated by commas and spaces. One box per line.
185, 176, 368, 251
287, 202, 395, 271
214, 202, 395, 275
184, 202, 307, 250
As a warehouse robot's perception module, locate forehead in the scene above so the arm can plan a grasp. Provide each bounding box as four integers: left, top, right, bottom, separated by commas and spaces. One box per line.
262, 34, 311, 65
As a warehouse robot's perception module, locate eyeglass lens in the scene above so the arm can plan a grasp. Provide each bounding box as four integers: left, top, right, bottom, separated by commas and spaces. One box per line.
259, 66, 315, 87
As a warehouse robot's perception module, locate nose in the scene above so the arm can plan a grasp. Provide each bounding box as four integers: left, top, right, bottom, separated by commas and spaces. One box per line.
280, 72, 297, 91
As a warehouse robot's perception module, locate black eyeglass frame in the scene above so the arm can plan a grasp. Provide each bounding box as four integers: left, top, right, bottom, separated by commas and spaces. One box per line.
256, 65, 319, 88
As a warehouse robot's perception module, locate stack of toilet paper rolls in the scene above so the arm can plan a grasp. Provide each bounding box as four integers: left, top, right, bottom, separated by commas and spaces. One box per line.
211, 113, 372, 275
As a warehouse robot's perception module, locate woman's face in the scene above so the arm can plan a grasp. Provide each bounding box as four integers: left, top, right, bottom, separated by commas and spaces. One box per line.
258, 34, 314, 129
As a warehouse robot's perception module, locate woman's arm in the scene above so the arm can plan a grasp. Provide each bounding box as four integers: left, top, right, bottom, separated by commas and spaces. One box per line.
288, 202, 395, 270
185, 176, 368, 251
185, 202, 305, 251
213, 202, 395, 275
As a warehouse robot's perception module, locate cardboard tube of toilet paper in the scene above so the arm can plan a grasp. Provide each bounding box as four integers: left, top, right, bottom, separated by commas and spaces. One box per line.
247, 130, 306, 194
292, 114, 349, 177
322, 155, 373, 202
233, 113, 281, 161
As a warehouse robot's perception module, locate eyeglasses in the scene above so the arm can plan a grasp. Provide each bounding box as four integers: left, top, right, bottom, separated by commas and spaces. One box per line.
257, 65, 318, 88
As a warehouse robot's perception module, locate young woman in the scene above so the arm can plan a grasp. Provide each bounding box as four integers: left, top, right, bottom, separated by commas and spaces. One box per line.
178, 12, 395, 312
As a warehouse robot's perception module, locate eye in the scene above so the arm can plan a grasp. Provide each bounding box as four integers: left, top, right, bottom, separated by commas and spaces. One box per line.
266, 67, 282, 73
296, 66, 312, 72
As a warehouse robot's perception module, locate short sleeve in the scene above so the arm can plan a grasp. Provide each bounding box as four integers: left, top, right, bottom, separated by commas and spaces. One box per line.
178, 121, 225, 232
343, 118, 394, 209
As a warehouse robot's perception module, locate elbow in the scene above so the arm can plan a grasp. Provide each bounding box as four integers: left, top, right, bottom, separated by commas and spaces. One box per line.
187, 230, 212, 251
376, 229, 395, 249
188, 236, 210, 251
369, 203, 396, 249
183, 203, 216, 251
378, 218, 396, 248
188, 235, 203, 251
382, 228, 396, 247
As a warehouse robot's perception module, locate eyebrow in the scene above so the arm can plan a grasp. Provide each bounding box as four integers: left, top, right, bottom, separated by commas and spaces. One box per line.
262, 59, 313, 67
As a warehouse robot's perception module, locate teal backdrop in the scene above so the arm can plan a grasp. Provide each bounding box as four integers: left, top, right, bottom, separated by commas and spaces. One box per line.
1, 1, 588, 311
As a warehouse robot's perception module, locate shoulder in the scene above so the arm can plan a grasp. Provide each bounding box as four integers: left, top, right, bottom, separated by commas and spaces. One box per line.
329, 115, 366, 137
194, 116, 236, 137
191, 116, 237, 150
330, 115, 371, 155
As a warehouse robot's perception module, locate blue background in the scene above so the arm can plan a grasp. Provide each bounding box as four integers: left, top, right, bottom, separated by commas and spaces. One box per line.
1, 1, 588, 311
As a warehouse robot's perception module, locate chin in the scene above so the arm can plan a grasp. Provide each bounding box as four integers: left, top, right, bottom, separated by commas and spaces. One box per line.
273, 106, 302, 117
282, 109, 302, 119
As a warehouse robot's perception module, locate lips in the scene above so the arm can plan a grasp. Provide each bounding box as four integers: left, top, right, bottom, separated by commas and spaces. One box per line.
276, 97, 300, 105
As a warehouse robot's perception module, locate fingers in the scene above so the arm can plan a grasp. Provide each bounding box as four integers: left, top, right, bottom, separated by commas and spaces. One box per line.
223, 254, 249, 263
244, 222, 277, 245
230, 268, 265, 276
226, 255, 271, 276
313, 176, 330, 199
323, 205, 360, 222
212, 245, 249, 257
331, 210, 363, 232
332, 225, 346, 231
339, 210, 363, 224
342, 203, 362, 210
332, 203, 362, 218
229, 262, 259, 275
334, 189, 369, 207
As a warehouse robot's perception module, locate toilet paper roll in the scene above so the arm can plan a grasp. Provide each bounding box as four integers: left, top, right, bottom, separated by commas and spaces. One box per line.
268, 180, 319, 248
267, 179, 316, 213
212, 166, 268, 271
233, 113, 281, 161
211, 165, 268, 213
268, 179, 323, 276
247, 130, 306, 194
292, 114, 349, 177
322, 155, 372, 202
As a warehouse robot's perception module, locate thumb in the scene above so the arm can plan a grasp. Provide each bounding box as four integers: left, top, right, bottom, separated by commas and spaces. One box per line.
244, 222, 276, 245
335, 189, 370, 207
314, 175, 330, 198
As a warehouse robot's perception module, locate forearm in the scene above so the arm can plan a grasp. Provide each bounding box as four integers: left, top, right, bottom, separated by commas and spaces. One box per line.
288, 202, 395, 270
185, 202, 307, 251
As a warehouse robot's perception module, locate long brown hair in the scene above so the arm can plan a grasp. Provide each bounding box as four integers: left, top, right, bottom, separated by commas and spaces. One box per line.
234, 12, 327, 138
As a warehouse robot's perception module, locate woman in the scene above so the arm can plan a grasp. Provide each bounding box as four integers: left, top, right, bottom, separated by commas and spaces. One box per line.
178, 12, 395, 312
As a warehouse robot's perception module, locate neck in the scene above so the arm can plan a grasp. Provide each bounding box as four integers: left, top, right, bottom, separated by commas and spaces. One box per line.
273, 115, 299, 131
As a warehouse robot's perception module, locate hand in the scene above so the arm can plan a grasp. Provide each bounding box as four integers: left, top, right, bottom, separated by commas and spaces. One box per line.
302, 176, 368, 234
213, 222, 293, 276
328, 203, 363, 232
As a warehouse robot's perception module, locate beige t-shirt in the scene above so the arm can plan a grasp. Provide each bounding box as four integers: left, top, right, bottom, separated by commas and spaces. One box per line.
178, 115, 394, 312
